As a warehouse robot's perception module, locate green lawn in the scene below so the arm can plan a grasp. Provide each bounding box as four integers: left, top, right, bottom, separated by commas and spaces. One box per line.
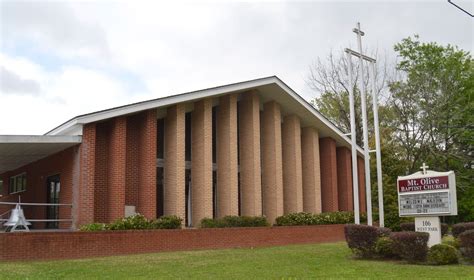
0, 242, 472, 279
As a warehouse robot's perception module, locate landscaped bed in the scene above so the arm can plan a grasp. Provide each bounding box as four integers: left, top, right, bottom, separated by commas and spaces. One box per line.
0, 242, 472, 279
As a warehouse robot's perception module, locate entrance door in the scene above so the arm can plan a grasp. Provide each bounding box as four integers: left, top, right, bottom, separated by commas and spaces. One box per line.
46, 175, 60, 229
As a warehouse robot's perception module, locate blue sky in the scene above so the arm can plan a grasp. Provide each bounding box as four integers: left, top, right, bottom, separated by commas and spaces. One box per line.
1, 0, 472, 134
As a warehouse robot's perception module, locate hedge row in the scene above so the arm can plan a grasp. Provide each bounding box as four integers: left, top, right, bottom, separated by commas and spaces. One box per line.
275, 211, 367, 226
80, 214, 182, 231
200, 216, 269, 228
452, 222, 474, 237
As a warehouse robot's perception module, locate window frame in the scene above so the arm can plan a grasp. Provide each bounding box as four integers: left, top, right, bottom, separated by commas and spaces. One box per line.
9, 172, 27, 194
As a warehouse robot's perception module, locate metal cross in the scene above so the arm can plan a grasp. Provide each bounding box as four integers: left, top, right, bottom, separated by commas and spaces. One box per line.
420, 163, 429, 174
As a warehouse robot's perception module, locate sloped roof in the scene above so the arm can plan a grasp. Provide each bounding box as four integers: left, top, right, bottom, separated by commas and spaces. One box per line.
45, 76, 363, 154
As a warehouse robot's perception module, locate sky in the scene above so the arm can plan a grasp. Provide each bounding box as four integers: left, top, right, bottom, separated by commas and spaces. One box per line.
0, 0, 472, 135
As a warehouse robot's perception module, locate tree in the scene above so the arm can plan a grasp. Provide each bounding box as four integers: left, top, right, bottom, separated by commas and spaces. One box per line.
390, 36, 473, 222
306, 49, 391, 146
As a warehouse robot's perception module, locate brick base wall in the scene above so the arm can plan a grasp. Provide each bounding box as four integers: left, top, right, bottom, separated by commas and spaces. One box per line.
0, 224, 345, 261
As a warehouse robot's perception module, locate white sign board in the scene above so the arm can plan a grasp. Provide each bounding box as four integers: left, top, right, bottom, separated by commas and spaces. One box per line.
397, 170, 457, 217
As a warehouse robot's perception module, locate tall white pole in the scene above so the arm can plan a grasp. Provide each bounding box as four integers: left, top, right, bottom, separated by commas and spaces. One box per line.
354, 22, 373, 226
371, 62, 384, 227
347, 52, 360, 224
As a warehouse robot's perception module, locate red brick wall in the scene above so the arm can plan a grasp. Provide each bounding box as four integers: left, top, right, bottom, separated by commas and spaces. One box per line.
357, 156, 367, 213
0, 146, 78, 229
336, 147, 353, 211
319, 137, 338, 212
0, 224, 345, 261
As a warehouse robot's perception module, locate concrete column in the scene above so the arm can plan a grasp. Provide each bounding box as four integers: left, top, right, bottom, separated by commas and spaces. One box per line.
301, 127, 322, 214
319, 137, 338, 212
261, 101, 284, 224
282, 115, 303, 214
216, 94, 238, 217
191, 99, 213, 226
137, 110, 157, 219
164, 104, 186, 221
238, 91, 262, 216
337, 147, 353, 212
357, 156, 367, 213
108, 117, 127, 222
77, 123, 96, 227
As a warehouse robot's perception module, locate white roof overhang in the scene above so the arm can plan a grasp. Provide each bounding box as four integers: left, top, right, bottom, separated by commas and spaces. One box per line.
0, 135, 82, 174
45, 76, 363, 155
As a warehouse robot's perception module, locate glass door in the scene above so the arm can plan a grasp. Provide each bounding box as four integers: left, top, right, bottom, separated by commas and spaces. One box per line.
46, 175, 60, 229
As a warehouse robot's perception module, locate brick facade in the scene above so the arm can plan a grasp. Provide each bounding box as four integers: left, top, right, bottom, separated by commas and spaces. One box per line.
216, 94, 238, 217
301, 127, 322, 214
282, 115, 303, 214
238, 91, 262, 216
261, 101, 284, 224
1, 91, 369, 231
191, 99, 213, 226
164, 105, 186, 220
0, 224, 346, 261
336, 147, 353, 211
319, 137, 338, 212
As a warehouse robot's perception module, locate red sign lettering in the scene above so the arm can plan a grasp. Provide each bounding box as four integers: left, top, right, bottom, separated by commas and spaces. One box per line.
398, 176, 449, 193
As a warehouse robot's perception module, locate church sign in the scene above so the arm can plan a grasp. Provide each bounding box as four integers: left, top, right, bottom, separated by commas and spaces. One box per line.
397, 170, 457, 217
397, 164, 457, 247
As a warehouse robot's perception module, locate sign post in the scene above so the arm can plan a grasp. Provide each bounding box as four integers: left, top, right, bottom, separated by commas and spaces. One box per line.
397, 164, 457, 247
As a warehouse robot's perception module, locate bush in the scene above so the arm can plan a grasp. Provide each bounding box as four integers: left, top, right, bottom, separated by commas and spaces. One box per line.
452, 222, 474, 238
150, 215, 182, 229
275, 211, 366, 226
344, 224, 380, 258
80, 223, 107, 232
458, 229, 474, 261
375, 237, 396, 259
200, 216, 269, 228
384, 212, 413, 232
427, 244, 458, 265
107, 214, 151, 230
442, 235, 460, 249
400, 222, 448, 236
376, 227, 392, 238
390, 231, 429, 263
400, 222, 415, 232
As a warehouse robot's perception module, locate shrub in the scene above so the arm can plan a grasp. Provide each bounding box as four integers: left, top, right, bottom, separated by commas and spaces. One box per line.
384, 212, 413, 231
427, 244, 458, 265
458, 229, 474, 261
344, 224, 379, 258
80, 223, 107, 232
452, 222, 474, 238
275, 211, 366, 226
200, 216, 269, 228
390, 231, 429, 263
442, 235, 459, 249
375, 237, 396, 259
107, 214, 151, 230
400, 222, 448, 236
376, 227, 392, 238
400, 222, 415, 232
150, 215, 182, 229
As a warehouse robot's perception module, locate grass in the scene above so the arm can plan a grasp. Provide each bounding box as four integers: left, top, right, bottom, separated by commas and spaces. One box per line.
0, 242, 472, 279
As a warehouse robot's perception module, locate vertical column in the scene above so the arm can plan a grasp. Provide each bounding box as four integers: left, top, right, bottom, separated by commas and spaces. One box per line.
336, 147, 353, 211
138, 110, 157, 219
357, 156, 367, 213
319, 137, 338, 212
301, 127, 322, 214
164, 104, 186, 221
282, 115, 303, 214
108, 117, 127, 222
77, 123, 96, 227
191, 99, 213, 226
216, 94, 238, 217
239, 91, 262, 216
261, 101, 284, 224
